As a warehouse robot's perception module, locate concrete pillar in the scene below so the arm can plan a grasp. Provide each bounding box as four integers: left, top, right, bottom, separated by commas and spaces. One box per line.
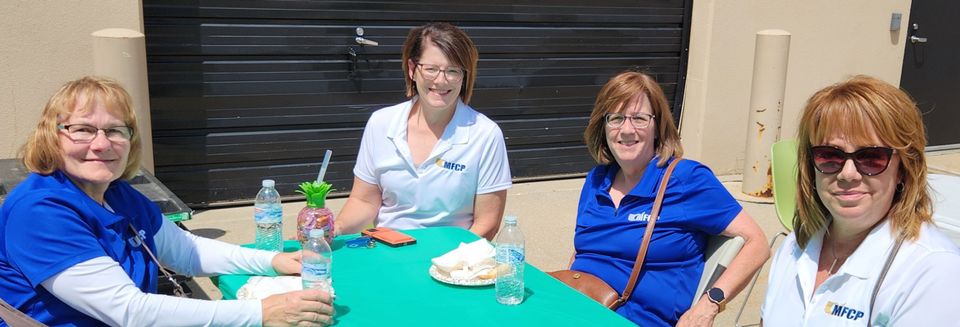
742, 29, 790, 197
92, 28, 154, 173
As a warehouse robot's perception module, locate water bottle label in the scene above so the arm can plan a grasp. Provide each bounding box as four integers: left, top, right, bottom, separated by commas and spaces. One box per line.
497, 246, 524, 264
509, 248, 524, 263
255, 205, 282, 223
303, 263, 330, 278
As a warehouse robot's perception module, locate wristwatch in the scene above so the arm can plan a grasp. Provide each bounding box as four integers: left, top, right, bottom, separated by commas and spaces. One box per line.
705, 287, 727, 312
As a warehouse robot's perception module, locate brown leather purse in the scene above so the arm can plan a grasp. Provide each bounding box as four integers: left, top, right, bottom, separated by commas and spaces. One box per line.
549, 158, 680, 310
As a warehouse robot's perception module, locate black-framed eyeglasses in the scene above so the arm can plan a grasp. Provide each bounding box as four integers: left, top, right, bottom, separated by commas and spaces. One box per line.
605, 113, 655, 129
58, 124, 133, 143
810, 146, 895, 176
416, 63, 466, 82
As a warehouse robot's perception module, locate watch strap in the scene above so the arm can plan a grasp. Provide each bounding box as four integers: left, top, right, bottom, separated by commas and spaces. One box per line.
706, 287, 726, 312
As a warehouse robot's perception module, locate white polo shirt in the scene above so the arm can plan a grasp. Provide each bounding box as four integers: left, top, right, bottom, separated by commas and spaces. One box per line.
353, 98, 512, 230
761, 219, 960, 326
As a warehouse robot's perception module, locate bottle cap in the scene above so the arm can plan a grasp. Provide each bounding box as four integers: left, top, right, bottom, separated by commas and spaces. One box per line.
262, 179, 275, 188
504, 215, 518, 223
309, 228, 325, 238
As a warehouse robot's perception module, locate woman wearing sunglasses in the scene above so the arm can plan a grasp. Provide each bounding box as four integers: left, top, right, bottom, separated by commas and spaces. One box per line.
761, 75, 960, 326
334, 22, 511, 240
570, 71, 769, 326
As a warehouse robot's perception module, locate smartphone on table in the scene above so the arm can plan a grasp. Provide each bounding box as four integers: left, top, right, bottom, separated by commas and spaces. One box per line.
361, 227, 417, 247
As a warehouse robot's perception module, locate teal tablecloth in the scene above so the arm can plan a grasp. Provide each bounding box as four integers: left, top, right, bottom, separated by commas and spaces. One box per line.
217, 227, 634, 326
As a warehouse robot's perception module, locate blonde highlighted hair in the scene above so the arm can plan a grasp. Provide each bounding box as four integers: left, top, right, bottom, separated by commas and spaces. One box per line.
583, 71, 682, 167
794, 75, 930, 247
20, 76, 142, 180
401, 22, 479, 104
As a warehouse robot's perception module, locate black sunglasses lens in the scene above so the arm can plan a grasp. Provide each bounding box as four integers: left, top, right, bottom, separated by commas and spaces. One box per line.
853, 148, 892, 175
812, 147, 845, 174
811, 146, 893, 175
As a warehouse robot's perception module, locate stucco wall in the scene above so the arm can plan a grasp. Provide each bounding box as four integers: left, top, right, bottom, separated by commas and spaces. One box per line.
681, 0, 912, 174
0, 1, 142, 158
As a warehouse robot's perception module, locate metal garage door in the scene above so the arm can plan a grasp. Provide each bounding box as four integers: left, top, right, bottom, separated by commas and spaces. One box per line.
143, 0, 693, 206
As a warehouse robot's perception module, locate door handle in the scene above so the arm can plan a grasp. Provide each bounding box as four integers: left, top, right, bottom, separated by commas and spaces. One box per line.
354, 27, 379, 46
355, 36, 379, 46
910, 35, 928, 44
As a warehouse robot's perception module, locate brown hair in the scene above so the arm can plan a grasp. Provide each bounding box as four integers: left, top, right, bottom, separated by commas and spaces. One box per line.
794, 75, 930, 247
20, 76, 142, 180
583, 71, 682, 167
401, 22, 479, 103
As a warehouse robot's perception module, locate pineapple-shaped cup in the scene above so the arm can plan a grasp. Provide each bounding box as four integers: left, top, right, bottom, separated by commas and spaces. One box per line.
296, 181, 334, 244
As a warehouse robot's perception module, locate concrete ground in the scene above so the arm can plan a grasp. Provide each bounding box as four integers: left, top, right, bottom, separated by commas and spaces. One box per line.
181, 150, 960, 326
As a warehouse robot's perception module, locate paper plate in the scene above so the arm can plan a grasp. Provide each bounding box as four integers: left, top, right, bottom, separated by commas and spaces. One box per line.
428, 265, 495, 286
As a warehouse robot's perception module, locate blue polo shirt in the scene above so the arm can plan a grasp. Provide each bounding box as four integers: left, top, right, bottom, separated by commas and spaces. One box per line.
0, 171, 162, 326
571, 157, 740, 326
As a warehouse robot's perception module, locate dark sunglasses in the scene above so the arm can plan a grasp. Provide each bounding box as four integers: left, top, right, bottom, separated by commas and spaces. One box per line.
810, 146, 895, 176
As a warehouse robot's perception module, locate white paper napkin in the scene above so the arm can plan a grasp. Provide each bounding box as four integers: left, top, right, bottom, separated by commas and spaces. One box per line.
431, 239, 496, 279
236, 276, 303, 300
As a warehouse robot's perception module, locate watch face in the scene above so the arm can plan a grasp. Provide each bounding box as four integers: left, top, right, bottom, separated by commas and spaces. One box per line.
708, 287, 725, 302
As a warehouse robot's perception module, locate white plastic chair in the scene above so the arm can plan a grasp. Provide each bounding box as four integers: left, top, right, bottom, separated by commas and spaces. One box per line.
733, 139, 798, 327
694, 235, 745, 307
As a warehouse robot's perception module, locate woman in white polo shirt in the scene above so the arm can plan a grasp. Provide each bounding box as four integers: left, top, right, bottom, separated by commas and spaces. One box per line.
761, 75, 960, 326
334, 22, 512, 240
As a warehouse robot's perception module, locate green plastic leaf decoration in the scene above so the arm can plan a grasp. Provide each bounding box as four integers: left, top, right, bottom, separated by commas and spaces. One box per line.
296, 181, 332, 208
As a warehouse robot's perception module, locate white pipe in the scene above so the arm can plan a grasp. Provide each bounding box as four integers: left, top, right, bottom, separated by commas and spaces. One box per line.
92, 28, 154, 173
742, 29, 791, 197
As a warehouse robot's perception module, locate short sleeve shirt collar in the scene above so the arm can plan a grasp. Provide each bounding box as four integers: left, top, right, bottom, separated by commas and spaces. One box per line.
385, 97, 471, 145
53, 170, 125, 226
798, 219, 896, 283
594, 156, 671, 200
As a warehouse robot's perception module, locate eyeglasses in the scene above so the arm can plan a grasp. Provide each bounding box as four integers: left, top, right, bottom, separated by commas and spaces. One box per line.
605, 113, 655, 129
58, 124, 133, 143
416, 63, 466, 82
810, 146, 895, 176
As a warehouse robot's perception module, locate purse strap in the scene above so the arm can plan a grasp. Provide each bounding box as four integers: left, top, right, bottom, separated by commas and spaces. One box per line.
129, 224, 187, 297
867, 231, 905, 325
0, 226, 189, 327
0, 225, 191, 327
612, 158, 681, 308
0, 297, 48, 327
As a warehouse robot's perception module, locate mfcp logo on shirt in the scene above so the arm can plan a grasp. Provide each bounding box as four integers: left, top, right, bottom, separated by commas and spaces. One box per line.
824, 301, 865, 321
628, 212, 651, 222
128, 229, 147, 247
435, 158, 467, 172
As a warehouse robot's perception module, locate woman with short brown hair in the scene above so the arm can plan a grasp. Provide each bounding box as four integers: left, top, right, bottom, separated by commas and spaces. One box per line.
336, 22, 512, 240
573, 71, 768, 326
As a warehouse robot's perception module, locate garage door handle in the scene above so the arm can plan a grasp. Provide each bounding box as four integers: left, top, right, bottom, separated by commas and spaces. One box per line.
355, 37, 379, 46
910, 35, 927, 44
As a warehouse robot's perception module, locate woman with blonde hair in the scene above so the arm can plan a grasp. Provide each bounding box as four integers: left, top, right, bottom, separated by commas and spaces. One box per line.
761, 75, 960, 326
0, 76, 333, 326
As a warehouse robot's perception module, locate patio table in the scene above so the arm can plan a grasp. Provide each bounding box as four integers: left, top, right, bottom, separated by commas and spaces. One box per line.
216, 227, 634, 326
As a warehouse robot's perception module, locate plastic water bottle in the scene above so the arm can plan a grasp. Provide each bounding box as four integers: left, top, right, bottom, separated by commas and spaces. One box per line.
254, 179, 283, 252
496, 215, 525, 305
302, 229, 333, 293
